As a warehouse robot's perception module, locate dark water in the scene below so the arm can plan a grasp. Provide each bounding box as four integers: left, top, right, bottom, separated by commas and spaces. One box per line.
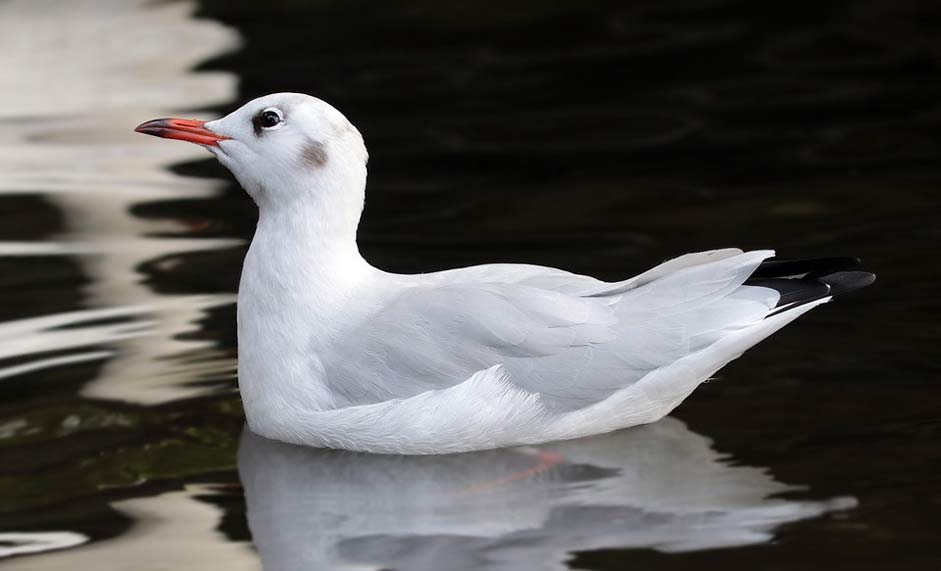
1, 0, 938, 569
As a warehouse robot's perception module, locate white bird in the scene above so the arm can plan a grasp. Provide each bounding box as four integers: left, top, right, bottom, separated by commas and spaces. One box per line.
136, 93, 874, 454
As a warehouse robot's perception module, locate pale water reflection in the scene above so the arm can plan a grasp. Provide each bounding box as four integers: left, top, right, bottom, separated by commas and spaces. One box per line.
4, 485, 258, 570
0, 0, 242, 559
0, 0, 240, 403
241, 418, 853, 570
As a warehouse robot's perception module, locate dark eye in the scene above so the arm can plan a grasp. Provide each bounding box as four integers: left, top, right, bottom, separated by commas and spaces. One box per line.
260, 109, 282, 128
252, 108, 284, 135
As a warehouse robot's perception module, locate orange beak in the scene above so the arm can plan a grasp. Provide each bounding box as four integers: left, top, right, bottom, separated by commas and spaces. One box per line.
134, 118, 230, 147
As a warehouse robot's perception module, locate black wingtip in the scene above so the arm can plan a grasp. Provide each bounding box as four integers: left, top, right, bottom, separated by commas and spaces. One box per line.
806, 257, 863, 279
746, 278, 831, 306
748, 257, 875, 313
750, 256, 862, 279
817, 271, 876, 296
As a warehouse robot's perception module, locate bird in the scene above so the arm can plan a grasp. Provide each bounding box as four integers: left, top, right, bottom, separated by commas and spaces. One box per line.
135, 93, 875, 454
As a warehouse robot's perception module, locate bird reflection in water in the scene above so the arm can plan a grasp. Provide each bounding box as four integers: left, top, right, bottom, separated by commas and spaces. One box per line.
239, 418, 854, 570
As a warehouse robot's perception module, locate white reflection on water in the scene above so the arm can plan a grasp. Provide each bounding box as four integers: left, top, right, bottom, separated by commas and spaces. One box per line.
0, 532, 87, 559
240, 418, 855, 570
0, 0, 241, 403
3, 486, 259, 571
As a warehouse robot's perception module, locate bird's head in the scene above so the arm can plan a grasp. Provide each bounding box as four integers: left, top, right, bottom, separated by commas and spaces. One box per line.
136, 93, 369, 211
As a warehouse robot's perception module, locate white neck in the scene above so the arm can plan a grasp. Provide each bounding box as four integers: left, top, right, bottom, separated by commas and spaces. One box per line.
245, 138, 374, 297
236, 156, 377, 415
252, 198, 369, 294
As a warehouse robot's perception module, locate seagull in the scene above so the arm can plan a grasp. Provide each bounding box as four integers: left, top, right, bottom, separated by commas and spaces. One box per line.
136, 93, 875, 454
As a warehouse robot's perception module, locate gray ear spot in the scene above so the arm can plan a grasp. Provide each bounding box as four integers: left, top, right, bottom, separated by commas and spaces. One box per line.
302, 141, 328, 168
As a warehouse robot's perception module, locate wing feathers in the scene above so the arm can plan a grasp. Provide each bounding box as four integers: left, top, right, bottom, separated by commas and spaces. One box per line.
330, 249, 786, 410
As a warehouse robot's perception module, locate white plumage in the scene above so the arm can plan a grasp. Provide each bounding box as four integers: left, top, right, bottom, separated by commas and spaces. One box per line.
135, 93, 872, 454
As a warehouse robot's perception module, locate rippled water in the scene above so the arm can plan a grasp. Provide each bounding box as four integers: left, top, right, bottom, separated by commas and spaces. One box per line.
1, 0, 939, 569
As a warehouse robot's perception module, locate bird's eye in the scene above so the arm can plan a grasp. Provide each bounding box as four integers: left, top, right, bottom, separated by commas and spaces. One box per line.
260, 109, 282, 128
253, 108, 283, 135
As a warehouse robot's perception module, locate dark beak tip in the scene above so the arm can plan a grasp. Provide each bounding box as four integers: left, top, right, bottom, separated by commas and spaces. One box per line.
134, 118, 168, 136
133, 117, 228, 146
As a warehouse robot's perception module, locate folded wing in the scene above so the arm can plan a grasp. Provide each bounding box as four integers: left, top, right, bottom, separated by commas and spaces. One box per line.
322, 249, 782, 411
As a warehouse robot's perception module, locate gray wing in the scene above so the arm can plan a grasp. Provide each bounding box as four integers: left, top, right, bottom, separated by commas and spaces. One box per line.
322, 250, 778, 410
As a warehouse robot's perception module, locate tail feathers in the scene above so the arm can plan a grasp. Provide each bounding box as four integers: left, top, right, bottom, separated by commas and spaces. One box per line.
746, 256, 876, 315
